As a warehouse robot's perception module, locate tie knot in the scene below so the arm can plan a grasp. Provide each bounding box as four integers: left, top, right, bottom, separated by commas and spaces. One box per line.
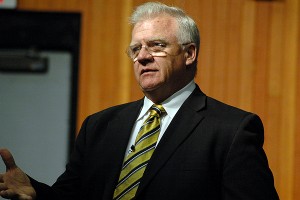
149, 104, 165, 117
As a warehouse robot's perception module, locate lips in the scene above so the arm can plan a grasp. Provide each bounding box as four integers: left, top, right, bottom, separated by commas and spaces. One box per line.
141, 68, 158, 75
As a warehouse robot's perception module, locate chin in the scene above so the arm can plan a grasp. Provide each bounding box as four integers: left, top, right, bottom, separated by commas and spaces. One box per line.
139, 77, 167, 93
140, 84, 160, 93
141, 87, 156, 93
140, 80, 158, 90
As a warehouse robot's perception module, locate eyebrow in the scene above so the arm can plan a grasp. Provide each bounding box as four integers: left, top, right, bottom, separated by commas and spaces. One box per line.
130, 38, 169, 46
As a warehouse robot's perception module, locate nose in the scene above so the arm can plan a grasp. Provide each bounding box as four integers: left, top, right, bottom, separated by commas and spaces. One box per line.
134, 46, 154, 63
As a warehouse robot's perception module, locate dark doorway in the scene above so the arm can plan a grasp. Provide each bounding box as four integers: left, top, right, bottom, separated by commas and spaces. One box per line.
0, 10, 81, 186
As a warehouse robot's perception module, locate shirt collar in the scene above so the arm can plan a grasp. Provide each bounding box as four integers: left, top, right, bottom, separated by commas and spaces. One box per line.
138, 81, 196, 120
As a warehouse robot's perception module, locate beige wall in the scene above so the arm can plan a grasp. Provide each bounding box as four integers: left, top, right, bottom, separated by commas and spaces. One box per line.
18, 0, 300, 199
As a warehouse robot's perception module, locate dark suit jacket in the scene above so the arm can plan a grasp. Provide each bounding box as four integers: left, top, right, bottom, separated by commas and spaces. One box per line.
30, 85, 278, 199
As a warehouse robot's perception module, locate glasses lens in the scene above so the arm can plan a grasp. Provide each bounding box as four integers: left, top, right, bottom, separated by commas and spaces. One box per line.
126, 43, 169, 60
149, 51, 167, 57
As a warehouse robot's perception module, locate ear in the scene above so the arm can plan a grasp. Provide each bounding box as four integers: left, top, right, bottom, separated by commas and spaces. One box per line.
184, 43, 197, 66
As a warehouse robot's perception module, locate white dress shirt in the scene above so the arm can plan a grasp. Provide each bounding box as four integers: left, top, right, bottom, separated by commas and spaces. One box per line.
125, 81, 196, 156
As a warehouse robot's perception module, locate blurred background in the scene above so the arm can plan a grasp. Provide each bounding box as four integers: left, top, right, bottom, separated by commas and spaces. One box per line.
0, 0, 299, 199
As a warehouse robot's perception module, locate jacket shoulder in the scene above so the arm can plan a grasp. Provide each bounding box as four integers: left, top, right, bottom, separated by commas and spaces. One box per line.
84, 99, 143, 126
205, 96, 253, 119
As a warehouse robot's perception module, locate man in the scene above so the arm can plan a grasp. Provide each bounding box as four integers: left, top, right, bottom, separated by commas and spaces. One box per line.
0, 2, 278, 200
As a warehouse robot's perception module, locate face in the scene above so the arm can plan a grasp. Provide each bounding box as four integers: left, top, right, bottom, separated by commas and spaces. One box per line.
131, 14, 194, 103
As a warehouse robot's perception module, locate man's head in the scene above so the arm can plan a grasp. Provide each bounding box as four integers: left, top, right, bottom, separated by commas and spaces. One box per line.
128, 2, 200, 103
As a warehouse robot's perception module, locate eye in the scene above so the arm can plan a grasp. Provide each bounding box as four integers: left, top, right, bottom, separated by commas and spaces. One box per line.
147, 41, 167, 53
151, 41, 167, 48
131, 45, 142, 53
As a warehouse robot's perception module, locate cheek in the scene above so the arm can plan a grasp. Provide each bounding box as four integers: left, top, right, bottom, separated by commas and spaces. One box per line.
160, 67, 171, 81
133, 64, 140, 79
163, 61, 178, 79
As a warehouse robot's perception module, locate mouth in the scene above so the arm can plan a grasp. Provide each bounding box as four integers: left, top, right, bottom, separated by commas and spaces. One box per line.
141, 68, 158, 75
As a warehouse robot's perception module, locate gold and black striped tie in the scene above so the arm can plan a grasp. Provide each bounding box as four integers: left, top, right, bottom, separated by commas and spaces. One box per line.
113, 104, 165, 200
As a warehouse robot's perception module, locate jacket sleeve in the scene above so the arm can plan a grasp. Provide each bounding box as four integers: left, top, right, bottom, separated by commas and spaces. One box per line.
222, 114, 279, 199
30, 116, 90, 200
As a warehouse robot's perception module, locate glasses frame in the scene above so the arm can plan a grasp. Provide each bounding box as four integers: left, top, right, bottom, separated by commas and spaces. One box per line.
126, 41, 193, 62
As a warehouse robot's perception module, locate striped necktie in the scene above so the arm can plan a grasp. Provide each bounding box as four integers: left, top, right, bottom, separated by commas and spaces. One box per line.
113, 104, 165, 200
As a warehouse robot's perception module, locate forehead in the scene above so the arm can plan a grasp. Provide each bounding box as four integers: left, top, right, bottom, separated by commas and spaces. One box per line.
131, 14, 179, 44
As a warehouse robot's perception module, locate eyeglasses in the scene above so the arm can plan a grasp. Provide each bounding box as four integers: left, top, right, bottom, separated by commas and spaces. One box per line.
126, 40, 191, 62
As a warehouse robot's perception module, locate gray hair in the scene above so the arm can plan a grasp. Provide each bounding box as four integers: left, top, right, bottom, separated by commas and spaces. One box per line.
130, 2, 200, 56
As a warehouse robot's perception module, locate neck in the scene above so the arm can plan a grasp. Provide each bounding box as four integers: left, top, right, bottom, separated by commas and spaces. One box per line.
144, 79, 194, 104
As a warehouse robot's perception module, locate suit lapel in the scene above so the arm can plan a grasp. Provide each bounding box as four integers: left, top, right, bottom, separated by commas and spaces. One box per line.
136, 86, 207, 196
101, 100, 144, 199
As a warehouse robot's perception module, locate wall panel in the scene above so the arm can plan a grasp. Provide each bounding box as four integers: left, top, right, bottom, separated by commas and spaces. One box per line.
266, 1, 285, 194
295, 11, 300, 196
